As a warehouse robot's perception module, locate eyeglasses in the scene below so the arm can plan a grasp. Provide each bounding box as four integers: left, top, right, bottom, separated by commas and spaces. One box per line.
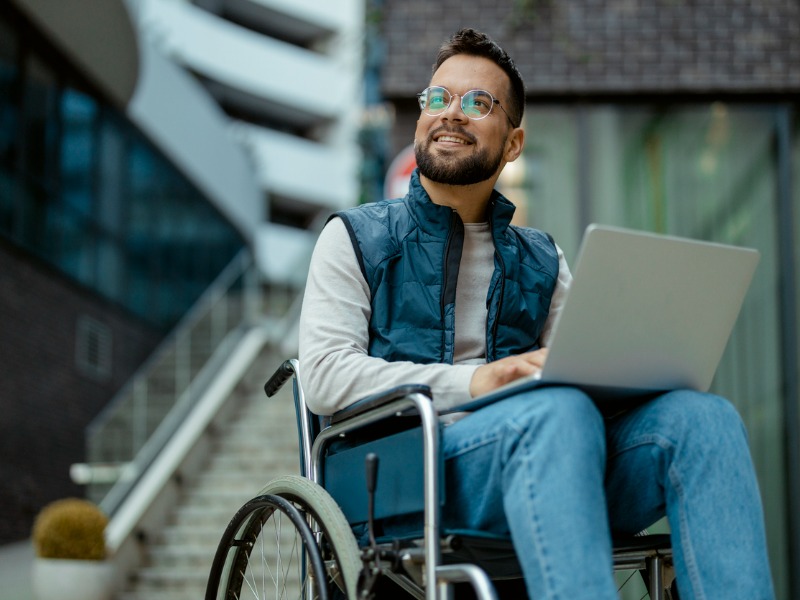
416, 86, 514, 125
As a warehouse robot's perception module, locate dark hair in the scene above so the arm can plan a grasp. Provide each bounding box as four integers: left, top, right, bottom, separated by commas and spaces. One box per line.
433, 28, 525, 128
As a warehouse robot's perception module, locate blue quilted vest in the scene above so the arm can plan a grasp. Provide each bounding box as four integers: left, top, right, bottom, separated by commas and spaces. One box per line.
334, 170, 559, 364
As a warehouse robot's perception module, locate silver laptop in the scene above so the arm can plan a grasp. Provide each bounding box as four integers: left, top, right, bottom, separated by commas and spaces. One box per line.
457, 224, 760, 410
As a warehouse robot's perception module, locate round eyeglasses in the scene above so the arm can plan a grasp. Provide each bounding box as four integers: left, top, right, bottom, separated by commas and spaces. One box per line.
416, 86, 514, 125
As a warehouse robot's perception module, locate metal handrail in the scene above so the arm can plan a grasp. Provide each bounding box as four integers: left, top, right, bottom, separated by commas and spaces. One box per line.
81, 248, 261, 514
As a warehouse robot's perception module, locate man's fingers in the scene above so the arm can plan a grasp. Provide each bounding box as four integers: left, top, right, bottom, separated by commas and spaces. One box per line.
502, 356, 540, 380
525, 348, 549, 365
469, 349, 549, 397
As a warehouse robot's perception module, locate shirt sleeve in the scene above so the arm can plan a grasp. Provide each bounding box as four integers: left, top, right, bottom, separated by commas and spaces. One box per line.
539, 243, 573, 347
298, 217, 479, 416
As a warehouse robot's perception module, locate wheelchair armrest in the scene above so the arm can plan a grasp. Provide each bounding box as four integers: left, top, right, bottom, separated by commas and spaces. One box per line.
329, 384, 432, 425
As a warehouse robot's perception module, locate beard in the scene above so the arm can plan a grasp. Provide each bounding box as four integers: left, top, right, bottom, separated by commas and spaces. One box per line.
415, 127, 505, 186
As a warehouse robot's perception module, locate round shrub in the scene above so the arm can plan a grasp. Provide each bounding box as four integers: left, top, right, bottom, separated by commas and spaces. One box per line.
32, 498, 108, 560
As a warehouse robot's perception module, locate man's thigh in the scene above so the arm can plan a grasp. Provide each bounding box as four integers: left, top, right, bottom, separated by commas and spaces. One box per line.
441, 387, 605, 533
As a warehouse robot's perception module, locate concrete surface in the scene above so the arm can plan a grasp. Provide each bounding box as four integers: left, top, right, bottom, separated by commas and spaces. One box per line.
0, 540, 34, 600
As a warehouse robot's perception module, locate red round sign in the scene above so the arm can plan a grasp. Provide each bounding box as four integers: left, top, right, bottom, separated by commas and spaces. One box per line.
384, 144, 417, 199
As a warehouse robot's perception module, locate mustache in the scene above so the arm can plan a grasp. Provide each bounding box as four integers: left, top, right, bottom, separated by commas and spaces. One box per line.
427, 125, 477, 145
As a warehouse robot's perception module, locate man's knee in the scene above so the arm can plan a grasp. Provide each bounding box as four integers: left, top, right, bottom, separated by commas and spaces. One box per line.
661, 389, 743, 427
521, 386, 603, 421
644, 390, 748, 454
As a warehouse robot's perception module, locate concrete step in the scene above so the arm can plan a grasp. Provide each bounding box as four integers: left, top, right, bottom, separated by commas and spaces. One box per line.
156, 525, 224, 547
171, 502, 241, 521
220, 411, 297, 431
213, 439, 298, 457
207, 453, 297, 470
148, 545, 216, 569
136, 565, 210, 587
181, 487, 259, 508
120, 590, 206, 600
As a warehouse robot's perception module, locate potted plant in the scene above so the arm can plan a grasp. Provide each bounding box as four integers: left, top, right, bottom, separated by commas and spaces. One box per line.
31, 498, 115, 600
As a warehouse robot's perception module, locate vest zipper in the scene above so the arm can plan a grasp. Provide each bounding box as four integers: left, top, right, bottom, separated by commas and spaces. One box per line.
441, 210, 464, 362
488, 206, 505, 361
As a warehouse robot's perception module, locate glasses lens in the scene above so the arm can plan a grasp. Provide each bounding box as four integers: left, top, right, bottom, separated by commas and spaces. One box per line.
462, 90, 494, 119
419, 87, 450, 114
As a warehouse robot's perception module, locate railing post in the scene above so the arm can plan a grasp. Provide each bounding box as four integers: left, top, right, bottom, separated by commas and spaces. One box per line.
132, 377, 148, 453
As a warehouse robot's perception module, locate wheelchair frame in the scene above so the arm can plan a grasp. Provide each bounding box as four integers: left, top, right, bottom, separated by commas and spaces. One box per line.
206, 358, 677, 600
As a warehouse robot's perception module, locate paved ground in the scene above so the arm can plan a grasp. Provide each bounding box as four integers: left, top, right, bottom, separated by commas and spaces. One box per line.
0, 540, 34, 600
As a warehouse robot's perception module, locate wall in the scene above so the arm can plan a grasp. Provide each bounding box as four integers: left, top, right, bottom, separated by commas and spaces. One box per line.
0, 241, 160, 543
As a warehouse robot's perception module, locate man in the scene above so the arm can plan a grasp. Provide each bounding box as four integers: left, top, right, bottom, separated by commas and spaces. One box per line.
299, 28, 774, 599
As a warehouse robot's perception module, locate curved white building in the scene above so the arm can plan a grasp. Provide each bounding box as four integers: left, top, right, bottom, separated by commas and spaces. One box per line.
128, 0, 365, 284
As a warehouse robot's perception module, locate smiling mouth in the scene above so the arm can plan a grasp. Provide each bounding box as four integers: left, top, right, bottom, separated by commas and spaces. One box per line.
430, 126, 475, 146
435, 135, 472, 145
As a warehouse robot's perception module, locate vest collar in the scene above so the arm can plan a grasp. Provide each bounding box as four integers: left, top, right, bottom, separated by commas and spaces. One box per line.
405, 169, 517, 237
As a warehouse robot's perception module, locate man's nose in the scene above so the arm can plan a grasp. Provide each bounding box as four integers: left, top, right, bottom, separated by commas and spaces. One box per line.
441, 95, 467, 122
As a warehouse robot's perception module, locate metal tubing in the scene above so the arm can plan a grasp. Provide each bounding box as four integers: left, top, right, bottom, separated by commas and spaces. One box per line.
287, 359, 318, 481
648, 555, 663, 600
436, 564, 499, 600
413, 393, 441, 600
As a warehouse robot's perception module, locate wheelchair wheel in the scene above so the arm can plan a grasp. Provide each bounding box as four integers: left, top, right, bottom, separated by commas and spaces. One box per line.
206, 475, 361, 600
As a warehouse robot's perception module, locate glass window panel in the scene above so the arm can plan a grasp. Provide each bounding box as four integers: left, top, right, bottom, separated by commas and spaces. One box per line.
22, 55, 59, 189
54, 207, 95, 283
0, 16, 17, 160
0, 5, 246, 333
60, 88, 97, 217
0, 22, 17, 233
7, 73, 244, 328
514, 108, 583, 260
794, 112, 800, 385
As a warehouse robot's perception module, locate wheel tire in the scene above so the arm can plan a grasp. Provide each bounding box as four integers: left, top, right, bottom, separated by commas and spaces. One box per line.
206, 475, 362, 600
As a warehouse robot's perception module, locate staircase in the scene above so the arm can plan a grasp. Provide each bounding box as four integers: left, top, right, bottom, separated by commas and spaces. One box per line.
119, 348, 300, 600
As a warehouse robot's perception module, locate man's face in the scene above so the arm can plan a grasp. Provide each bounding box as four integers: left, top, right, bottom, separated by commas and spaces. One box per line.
414, 54, 518, 186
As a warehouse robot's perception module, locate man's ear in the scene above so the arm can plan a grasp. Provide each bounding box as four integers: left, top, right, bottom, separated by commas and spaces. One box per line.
504, 127, 525, 162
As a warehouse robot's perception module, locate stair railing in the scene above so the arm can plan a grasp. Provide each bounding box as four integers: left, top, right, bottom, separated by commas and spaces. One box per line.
79, 248, 262, 515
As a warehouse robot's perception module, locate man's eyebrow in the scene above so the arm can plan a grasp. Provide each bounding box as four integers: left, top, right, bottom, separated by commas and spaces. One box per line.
430, 84, 502, 97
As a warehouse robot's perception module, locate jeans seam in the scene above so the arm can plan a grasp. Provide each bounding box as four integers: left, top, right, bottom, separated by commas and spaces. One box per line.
445, 417, 523, 459
444, 434, 499, 460
519, 449, 560, 600
606, 432, 673, 462
669, 462, 706, 600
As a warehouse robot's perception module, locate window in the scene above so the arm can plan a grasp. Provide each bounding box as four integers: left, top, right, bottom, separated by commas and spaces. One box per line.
0, 8, 245, 329
75, 315, 112, 381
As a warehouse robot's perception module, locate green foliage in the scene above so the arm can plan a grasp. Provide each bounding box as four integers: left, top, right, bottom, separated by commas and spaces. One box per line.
512, 0, 550, 23
32, 498, 108, 560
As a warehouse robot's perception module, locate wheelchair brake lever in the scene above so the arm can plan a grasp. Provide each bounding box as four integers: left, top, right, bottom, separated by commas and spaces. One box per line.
365, 453, 379, 551
358, 453, 381, 599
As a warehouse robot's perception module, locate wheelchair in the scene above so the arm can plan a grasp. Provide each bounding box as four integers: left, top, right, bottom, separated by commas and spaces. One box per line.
205, 359, 679, 600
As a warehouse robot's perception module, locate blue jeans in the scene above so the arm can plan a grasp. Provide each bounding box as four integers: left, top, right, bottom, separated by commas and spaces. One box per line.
441, 387, 775, 600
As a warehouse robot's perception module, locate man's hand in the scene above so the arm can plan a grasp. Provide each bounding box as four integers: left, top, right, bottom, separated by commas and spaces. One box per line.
469, 348, 549, 397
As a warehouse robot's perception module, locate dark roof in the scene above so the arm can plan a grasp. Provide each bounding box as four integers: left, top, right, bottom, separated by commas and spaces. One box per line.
379, 0, 800, 98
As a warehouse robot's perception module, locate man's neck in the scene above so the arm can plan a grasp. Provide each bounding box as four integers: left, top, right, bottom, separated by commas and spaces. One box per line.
419, 174, 497, 223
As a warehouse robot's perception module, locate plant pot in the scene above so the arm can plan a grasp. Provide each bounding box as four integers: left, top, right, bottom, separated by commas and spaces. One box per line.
31, 557, 115, 600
